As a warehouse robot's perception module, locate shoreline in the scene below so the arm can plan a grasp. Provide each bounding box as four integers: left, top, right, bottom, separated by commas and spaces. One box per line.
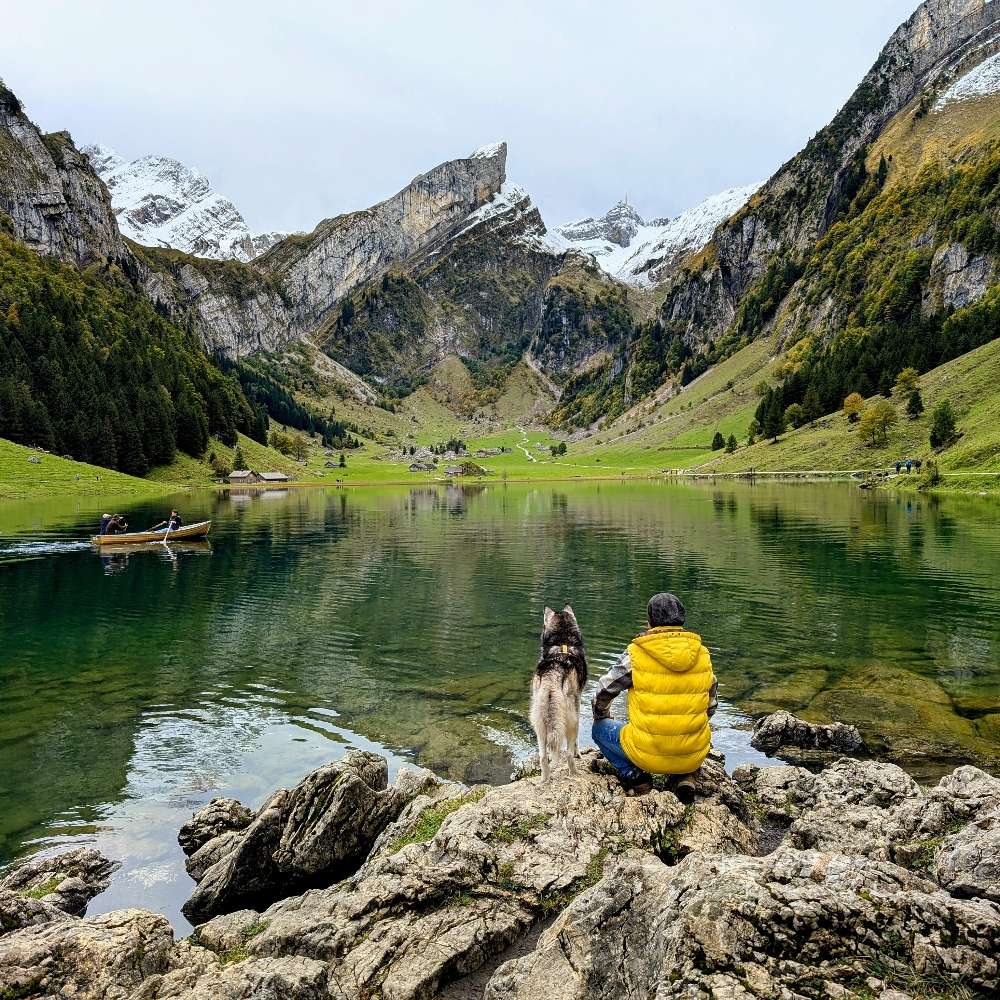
4, 468, 996, 502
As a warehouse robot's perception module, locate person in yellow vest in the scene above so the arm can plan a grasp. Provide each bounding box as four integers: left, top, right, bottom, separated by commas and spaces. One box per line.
591, 592, 717, 799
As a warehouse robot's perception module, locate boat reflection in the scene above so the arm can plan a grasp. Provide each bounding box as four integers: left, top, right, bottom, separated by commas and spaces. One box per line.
97, 541, 212, 575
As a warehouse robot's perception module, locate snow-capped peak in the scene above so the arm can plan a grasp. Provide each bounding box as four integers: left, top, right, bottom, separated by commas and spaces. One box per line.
556, 200, 645, 248
551, 183, 761, 287
82, 144, 287, 262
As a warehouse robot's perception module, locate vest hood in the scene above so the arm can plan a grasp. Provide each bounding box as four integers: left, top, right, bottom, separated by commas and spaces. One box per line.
631, 627, 704, 673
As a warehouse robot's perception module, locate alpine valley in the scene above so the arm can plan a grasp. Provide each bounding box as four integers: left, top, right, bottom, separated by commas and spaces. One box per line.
1, 0, 999, 495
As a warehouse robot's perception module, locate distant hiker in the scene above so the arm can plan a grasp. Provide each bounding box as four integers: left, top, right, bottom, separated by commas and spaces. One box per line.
895, 461, 902, 474
591, 592, 717, 800
906, 459, 912, 473
914, 459, 923, 471
150, 510, 183, 533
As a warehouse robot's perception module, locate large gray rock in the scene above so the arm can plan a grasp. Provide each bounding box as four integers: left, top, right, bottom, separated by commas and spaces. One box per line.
182, 751, 434, 924
0, 848, 119, 917
179, 797, 254, 858
0, 907, 178, 999
485, 847, 1000, 999
736, 758, 1000, 901
750, 709, 867, 757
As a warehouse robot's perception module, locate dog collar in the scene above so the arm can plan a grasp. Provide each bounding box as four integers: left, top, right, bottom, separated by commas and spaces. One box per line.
561, 644, 569, 654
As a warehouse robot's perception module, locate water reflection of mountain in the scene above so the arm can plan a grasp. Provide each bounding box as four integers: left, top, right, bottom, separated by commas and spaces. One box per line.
1, 482, 998, 866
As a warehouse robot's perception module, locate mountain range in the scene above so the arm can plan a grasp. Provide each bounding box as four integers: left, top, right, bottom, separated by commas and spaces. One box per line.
82, 145, 286, 262
1, 0, 998, 477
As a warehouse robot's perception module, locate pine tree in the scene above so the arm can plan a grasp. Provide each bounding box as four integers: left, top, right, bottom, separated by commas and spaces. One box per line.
233, 444, 247, 470
339, 452, 346, 468
929, 400, 957, 449
711, 431, 725, 450
725, 434, 737, 453
906, 388, 924, 419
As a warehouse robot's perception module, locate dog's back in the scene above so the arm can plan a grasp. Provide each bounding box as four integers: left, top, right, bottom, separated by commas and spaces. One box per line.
530, 606, 587, 782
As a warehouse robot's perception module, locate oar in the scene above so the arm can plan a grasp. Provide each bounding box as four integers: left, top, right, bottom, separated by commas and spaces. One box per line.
162, 517, 173, 547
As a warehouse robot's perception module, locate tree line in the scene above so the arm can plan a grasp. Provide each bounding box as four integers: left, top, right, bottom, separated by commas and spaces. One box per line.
0, 236, 258, 475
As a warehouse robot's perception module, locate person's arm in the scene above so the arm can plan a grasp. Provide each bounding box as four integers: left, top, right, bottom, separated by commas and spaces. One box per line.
592, 650, 633, 720
149, 520, 166, 531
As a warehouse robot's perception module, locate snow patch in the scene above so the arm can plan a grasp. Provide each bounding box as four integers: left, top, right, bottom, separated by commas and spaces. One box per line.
549, 183, 761, 286
935, 51, 1000, 109
450, 182, 537, 240
470, 141, 505, 160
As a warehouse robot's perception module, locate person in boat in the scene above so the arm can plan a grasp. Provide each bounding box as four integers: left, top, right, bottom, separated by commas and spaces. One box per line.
149, 510, 183, 533
99, 513, 128, 535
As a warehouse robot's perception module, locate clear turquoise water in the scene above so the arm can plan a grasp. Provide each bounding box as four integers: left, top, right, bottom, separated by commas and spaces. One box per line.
0, 480, 998, 928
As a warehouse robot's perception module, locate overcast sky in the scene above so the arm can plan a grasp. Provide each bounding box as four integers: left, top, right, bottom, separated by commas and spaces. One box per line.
4, 1, 918, 234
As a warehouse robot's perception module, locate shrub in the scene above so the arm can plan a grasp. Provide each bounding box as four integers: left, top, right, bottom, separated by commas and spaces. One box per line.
906, 389, 924, 419
929, 400, 957, 449
858, 399, 897, 446
711, 431, 725, 450
843, 392, 864, 423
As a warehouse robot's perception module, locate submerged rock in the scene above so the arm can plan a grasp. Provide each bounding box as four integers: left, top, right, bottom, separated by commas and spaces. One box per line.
0, 848, 119, 917
750, 709, 867, 757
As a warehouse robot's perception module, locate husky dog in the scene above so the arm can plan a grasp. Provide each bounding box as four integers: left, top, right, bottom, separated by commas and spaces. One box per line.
530, 605, 588, 783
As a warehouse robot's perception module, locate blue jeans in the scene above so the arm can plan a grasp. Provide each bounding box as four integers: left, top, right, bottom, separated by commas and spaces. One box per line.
592, 718, 643, 780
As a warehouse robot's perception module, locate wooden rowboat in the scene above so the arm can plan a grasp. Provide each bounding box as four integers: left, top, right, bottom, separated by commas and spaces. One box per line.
90, 520, 212, 546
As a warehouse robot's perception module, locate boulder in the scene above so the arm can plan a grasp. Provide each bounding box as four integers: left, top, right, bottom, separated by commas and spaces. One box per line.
181, 751, 434, 924
735, 758, 1000, 898
0, 847, 119, 917
0, 890, 68, 937
750, 709, 867, 757
178, 797, 254, 857
485, 847, 1000, 1000
0, 908, 177, 999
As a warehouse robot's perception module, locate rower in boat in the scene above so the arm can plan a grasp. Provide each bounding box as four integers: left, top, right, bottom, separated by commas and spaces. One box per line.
149, 510, 183, 533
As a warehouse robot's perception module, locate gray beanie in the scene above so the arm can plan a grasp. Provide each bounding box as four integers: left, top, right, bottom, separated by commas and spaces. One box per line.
647, 592, 685, 627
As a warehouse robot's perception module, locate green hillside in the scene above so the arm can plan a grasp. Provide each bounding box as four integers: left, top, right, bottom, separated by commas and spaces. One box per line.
696, 336, 1000, 487
0, 437, 172, 500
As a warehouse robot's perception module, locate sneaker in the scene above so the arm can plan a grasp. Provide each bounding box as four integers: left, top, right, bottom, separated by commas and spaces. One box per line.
620, 771, 653, 796
673, 777, 697, 805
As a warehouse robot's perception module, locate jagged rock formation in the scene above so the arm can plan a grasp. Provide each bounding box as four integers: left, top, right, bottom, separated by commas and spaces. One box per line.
3, 752, 1000, 999
82, 145, 286, 261
0, 848, 119, 918
0, 83, 123, 268
181, 750, 433, 924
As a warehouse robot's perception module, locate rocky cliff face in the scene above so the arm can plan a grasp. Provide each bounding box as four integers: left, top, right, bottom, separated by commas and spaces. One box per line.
0, 83, 123, 267
82, 145, 286, 262
660, 0, 1000, 345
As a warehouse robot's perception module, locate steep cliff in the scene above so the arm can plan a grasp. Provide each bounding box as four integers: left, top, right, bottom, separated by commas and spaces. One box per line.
0, 82, 123, 267
660, 0, 1000, 344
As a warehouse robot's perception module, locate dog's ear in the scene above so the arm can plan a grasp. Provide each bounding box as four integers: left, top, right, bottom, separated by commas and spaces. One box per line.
542, 606, 556, 627
562, 604, 577, 622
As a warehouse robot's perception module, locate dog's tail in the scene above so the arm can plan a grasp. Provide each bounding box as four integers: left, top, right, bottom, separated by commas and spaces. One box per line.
542, 684, 567, 752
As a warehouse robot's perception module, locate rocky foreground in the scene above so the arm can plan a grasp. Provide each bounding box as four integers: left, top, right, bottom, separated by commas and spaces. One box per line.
1, 748, 998, 999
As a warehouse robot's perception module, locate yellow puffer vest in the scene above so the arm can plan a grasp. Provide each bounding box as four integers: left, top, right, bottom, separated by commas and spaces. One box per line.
620, 626, 714, 774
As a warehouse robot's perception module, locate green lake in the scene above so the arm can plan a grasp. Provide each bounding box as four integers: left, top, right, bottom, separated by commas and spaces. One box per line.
1, 480, 998, 928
